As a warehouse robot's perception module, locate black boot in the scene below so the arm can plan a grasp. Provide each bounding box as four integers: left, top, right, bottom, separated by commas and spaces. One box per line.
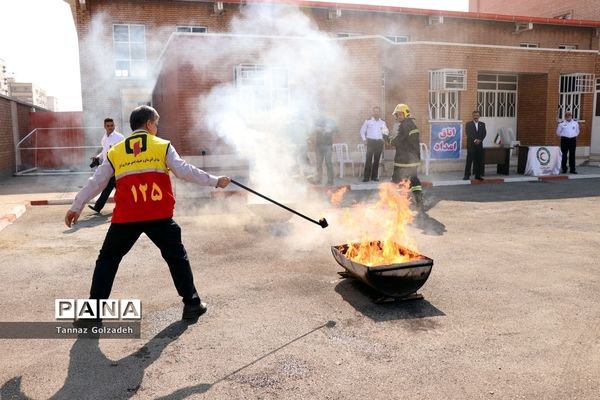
412, 191, 425, 213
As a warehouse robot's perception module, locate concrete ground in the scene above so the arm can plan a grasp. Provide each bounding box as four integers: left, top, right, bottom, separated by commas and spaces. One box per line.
0, 172, 599, 399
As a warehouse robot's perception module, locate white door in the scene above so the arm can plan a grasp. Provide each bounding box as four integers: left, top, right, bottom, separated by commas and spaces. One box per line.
481, 117, 517, 147
591, 78, 600, 155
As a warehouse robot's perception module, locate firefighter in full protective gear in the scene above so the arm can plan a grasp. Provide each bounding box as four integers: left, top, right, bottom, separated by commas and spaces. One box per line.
391, 103, 424, 213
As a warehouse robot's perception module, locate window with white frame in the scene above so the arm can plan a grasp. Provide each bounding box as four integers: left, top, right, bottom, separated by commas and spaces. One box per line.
176, 26, 207, 33
428, 69, 465, 120
558, 44, 577, 50
113, 24, 146, 78
385, 35, 409, 43
234, 64, 289, 112
558, 73, 595, 120
519, 43, 539, 48
477, 74, 517, 118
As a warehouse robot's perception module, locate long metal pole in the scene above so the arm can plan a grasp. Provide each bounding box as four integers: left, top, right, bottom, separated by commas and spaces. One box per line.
230, 179, 328, 228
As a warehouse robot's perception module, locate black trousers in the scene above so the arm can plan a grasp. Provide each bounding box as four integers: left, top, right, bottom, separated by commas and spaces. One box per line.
315, 144, 334, 185
560, 136, 577, 172
391, 166, 422, 190
363, 139, 384, 180
90, 218, 199, 304
464, 144, 484, 178
94, 176, 115, 211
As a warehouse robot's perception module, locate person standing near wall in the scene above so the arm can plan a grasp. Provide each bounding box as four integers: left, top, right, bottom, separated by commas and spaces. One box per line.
463, 110, 486, 181
314, 116, 336, 186
359, 106, 388, 182
88, 118, 124, 213
556, 111, 580, 174
65, 105, 231, 320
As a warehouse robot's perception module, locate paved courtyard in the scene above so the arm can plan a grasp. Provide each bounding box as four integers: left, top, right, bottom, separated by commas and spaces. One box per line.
0, 179, 599, 399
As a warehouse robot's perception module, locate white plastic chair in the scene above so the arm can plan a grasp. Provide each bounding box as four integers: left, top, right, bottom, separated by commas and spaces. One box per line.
332, 143, 354, 178
419, 142, 430, 176
356, 143, 366, 176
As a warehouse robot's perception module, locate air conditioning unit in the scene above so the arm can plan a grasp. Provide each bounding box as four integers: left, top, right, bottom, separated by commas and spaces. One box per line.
428, 15, 444, 25
515, 22, 533, 33
328, 8, 342, 20
429, 69, 467, 91
214, 1, 224, 14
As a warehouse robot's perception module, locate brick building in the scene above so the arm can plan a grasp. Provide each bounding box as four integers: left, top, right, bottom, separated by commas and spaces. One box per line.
65, 0, 600, 170
469, 0, 600, 21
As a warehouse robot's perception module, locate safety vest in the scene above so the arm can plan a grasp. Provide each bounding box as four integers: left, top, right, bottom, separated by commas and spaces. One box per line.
107, 132, 175, 223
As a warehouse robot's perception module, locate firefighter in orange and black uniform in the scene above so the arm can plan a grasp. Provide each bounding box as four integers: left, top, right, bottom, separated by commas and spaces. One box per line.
65, 105, 231, 320
391, 103, 424, 212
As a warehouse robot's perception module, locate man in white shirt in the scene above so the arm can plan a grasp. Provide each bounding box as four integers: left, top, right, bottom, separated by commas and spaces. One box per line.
88, 118, 125, 212
556, 111, 580, 174
359, 106, 389, 182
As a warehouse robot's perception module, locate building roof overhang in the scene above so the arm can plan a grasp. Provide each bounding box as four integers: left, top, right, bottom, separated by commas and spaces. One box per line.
184, 0, 600, 28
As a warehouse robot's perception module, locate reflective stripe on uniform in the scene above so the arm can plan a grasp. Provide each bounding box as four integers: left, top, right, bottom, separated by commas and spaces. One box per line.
116, 168, 170, 181
410, 185, 422, 192
408, 129, 419, 136
394, 162, 420, 167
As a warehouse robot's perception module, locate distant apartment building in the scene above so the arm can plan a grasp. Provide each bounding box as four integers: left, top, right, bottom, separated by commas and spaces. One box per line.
46, 96, 59, 111
7, 78, 48, 109
0, 58, 9, 97
65, 0, 600, 162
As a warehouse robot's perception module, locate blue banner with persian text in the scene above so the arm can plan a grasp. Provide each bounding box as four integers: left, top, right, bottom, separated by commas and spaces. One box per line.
430, 122, 462, 160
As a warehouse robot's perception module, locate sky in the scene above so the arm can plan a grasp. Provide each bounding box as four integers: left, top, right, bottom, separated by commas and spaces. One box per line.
0, 0, 468, 112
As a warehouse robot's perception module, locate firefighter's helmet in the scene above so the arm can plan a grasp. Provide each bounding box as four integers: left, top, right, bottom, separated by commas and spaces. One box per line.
392, 103, 411, 117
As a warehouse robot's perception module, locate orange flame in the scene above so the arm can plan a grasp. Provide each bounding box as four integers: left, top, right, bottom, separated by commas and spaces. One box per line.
327, 186, 348, 206
341, 181, 418, 266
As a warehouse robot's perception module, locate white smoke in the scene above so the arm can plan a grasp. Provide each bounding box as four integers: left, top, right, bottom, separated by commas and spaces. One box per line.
197, 4, 352, 201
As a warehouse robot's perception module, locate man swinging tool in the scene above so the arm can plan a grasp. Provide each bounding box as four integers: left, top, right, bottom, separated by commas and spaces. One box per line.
64, 105, 231, 320
391, 103, 424, 213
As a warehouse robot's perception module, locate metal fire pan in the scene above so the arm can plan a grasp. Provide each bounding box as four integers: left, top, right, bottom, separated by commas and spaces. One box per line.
331, 243, 433, 299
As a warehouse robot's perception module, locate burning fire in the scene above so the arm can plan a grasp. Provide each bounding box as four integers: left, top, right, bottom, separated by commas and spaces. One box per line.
327, 186, 348, 206
334, 181, 419, 266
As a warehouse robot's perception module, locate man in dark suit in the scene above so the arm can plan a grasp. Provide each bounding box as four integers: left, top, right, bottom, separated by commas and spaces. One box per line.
463, 110, 487, 180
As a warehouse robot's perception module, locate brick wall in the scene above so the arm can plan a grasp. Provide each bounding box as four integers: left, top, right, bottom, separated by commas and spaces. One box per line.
470, 0, 600, 21
0, 96, 49, 178
69, 0, 600, 160
153, 33, 597, 155
153, 34, 388, 155
0, 96, 14, 178
71, 0, 599, 129
517, 74, 548, 145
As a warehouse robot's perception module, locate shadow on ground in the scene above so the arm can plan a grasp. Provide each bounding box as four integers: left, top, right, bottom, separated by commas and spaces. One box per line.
334, 278, 445, 322
62, 213, 112, 233
0, 320, 212, 400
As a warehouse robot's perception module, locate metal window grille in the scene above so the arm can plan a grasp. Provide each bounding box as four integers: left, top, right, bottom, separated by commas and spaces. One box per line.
429, 90, 458, 120
176, 26, 208, 33
476, 74, 517, 118
558, 73, 595, 119
384, 35, 409, 43
595, 78, 600, 118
